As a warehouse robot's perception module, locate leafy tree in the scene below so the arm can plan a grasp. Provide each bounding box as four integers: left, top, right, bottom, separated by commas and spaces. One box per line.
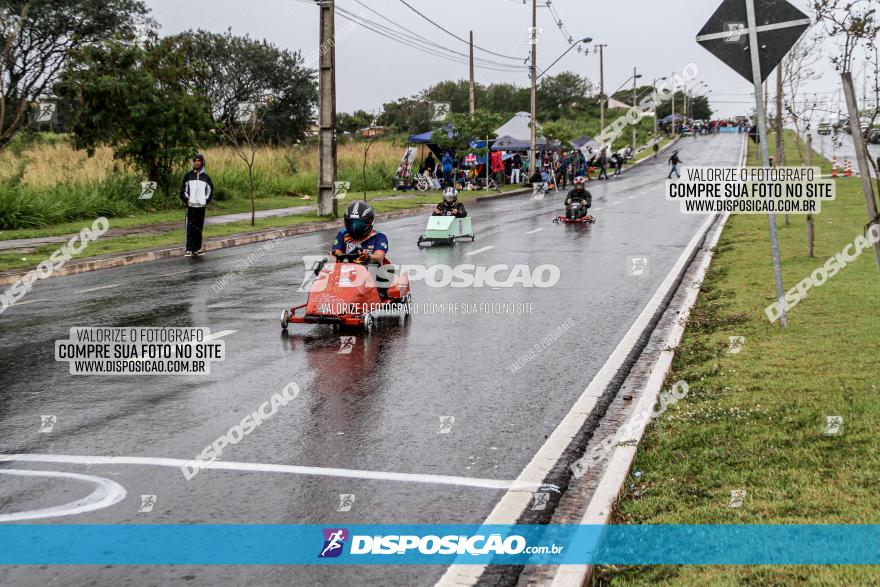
176, 29, 316, 145
0, 0, 151, 149
541, 120, 575, 149
537, 71, 593, 119
434, 110, 504, 157
57, 34, 212, 199
337, 109, 373, 134
482, 82, 530, 114
377, 96, 429, 132
654, 91, 712, 120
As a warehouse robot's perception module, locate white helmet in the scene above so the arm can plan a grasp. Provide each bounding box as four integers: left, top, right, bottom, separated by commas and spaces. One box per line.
443, 187, 458, 204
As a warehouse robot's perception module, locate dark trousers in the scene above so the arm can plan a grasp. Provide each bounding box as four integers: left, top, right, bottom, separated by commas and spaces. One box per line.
597, 165, 608, 180
185, 206, 206, 252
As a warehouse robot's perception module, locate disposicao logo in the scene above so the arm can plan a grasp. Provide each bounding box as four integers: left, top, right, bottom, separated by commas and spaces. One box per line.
319, 528, 349, 558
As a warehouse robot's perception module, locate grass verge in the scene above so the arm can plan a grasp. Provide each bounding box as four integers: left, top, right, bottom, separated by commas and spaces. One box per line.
0, 185, 524, 272
595, 130, 880, 585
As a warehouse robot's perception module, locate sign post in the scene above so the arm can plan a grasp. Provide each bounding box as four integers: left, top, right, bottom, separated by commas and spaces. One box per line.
697, 0, 811, 327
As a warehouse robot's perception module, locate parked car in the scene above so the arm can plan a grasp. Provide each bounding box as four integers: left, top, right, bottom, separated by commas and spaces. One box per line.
817, 122, 832, 136
868, 128, 880, 145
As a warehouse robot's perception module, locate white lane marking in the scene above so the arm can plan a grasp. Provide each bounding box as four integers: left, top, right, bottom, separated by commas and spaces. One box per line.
160, 270, 191, 277
438, 211, 719, 586
0, 469, 126, 522
76, 283, 121, 294
12, 299, 49, 306
526, 228, 543, 235
628, 195, 636, 199
0, 454, 538, 491
465, 246, 495, 257
205, 329, 238, 341
611, 201, 621, 205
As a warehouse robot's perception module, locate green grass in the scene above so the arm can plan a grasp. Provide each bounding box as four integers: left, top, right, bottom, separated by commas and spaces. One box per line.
595, 131, 880, 585
0, 184, 524, 272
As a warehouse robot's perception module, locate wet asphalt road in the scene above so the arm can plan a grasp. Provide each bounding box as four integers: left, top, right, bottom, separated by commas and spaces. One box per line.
0, 133, 742, 586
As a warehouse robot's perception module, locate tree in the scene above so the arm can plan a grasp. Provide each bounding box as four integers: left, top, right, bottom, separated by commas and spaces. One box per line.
337, 109, 373, 135
219, 104, 263, 226
541, 120, 575, 150
537, 71, 593, 119
813, 0, 880, 269
178, 29, 316, 145
434, 110, 504, 181
0, 0, 151, 149
57, 34, 212, 199
377, 96, 429, 132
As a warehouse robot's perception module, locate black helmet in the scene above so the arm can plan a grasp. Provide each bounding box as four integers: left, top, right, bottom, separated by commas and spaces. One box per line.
344, 201, 374, 238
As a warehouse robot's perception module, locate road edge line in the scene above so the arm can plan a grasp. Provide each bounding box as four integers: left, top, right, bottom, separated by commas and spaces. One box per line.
548, 134, 747, 587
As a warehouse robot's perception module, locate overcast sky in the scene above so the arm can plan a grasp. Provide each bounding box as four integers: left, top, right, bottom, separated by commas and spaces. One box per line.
146, 0, 859, 120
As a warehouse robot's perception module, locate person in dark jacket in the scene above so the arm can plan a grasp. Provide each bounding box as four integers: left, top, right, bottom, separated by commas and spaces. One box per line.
433, 188, 467, 217
179, 153, 214, 256
667, 150, 682, 179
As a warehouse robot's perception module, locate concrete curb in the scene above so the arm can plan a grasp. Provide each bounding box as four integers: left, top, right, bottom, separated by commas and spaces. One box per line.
0, 188, 531, 286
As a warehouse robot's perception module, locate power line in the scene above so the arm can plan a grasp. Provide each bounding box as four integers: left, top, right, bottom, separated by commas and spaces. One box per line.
395, 0, 525, 61
335, 8, 527, 73
343, 1, 524, 69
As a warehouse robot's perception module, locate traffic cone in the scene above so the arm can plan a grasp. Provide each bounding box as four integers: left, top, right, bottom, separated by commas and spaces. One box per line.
831, 156, 838, 178
844, 159, 853, 177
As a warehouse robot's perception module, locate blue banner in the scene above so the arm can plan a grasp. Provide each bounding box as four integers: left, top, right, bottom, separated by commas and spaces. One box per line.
0, 525, 878, 565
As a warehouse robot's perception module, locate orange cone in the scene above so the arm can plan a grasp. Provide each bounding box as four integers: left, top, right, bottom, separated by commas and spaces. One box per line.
844, 159, 853, 177
831, 155, 838, 178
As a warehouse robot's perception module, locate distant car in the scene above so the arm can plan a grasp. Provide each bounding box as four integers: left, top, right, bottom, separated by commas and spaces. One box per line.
817, 123, 832, 136
869, 128, 880, 145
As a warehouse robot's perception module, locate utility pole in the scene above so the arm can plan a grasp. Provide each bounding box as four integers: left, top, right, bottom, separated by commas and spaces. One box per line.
529, 0, 537, 176
746, 0, 787, 326
671, 71, 676, 137
776, 65, 784, 165
469, 30, 475, 115
317, 0, 337, 217
631, 66, 638, 150
597, 44, 607, 137
806, 133, 815, 258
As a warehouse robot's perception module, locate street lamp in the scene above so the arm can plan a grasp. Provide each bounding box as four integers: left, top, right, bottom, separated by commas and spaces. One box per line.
530, 36, 593, 175
536, 37, 594, 80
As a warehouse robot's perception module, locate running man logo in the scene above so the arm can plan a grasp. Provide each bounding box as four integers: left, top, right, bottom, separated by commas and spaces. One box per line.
235, 102, 256, 123
727, 336, 746, 354
431, 102, 451, 122
629, 257, 649, 276
39, 415, 56, 433
726, 489, 746, 509
337, 494, 355, 512
36, 102, 56, 123
333, 181, 351, 200
337, 336, 356, 354
824, 416, 843, 436
531, 492, 550, 511
526, 26, 543, 45
139, 181, 157, 200
531, 182, 545, 200
138, 495, 157, 513
319, 528, 349, 558
723, 22, 747, 43
437, 416, 455, 434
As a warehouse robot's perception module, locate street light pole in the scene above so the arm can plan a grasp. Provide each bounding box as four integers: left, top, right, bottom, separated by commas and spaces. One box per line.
529, 0, 537, 176
631, 66, 638, 149
597, 44, 607, 135
317, 0, 337, 218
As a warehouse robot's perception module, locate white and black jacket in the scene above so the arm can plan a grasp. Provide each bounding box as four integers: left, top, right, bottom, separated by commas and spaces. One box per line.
179, 170, 214, 208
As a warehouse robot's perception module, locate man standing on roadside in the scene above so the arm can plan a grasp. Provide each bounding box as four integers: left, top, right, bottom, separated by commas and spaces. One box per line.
180, 153, 214, 257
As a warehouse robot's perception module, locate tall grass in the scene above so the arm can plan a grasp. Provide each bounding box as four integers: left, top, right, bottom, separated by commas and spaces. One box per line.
0, 136, 408, 229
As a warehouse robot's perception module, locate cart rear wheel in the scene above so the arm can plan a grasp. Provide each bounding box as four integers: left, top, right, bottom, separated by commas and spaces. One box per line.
280, 309, 290, 330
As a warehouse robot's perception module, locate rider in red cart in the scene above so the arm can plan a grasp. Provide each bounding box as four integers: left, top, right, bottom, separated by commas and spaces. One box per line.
332, 201, 388, 264
564, 176, 592, 221
332, 201, 394, 297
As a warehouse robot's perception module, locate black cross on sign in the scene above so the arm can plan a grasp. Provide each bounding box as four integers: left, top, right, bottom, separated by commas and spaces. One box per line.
696, 0, 810, 82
